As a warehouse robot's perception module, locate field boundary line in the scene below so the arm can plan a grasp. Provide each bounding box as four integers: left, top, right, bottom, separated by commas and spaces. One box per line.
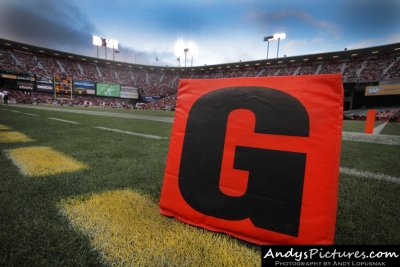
342, 132, 400, 146
12, 104, 173, 123
95, 126, 167, 140
340, 167, 400, 184
48, 117, 81, 124
373, 121, 388, 135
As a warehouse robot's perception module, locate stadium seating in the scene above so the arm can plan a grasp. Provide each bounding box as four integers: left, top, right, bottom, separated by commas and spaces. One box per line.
1, 40, 400, 111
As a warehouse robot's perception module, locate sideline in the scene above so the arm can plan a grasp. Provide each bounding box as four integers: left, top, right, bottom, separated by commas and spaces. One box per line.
95, 126, 167, 140
342, 132, 400, 146
340, 167, 400, 184
373, 121, 388, 135
11, 104, 174, 123
48, 117, 81, 124
4, 106, 400, 145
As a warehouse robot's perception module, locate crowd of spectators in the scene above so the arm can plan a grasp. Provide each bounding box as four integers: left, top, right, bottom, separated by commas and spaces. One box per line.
1, 45, 400, 112
3, 89, 134, 109
344, 108, 400, 122
3, 90, 53, 105
137, 95, 176, 111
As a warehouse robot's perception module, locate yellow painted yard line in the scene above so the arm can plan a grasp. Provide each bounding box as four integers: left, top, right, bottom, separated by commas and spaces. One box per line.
0, 131, 33, 143
6, 146, 88, 176
59, 189, 259, 266
0, 124, 11, 130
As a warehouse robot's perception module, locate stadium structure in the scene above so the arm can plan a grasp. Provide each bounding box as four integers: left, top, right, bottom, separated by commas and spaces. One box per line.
1, 38, 400, 113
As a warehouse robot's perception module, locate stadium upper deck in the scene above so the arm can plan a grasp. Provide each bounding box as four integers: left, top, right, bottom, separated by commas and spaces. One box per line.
1, 38, 400, 110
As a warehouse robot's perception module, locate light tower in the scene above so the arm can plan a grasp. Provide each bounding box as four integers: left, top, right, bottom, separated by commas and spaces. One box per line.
273, 32, 286, 58
263, 35, 274, 59
184, 48, 189, 67
174, 38, 198, 67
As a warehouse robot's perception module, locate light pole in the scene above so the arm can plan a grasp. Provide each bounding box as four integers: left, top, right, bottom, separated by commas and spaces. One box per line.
263, 35, 273, 59
273, 32, 286, 58
174, 38, 198, 68
277, 38, 280, 58
184, 48, 189, 67
113, 45, 115, 61
114, 49, 119, 61
104, 39, 107, 60
92, 35, 103, 59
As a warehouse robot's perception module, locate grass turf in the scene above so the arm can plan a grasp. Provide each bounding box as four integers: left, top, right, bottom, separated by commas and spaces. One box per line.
0, 105, 399, 266
381, 122, 400, 136
342, 120, 383, 133
59, 189, 259, 266
15, 103, 175, 117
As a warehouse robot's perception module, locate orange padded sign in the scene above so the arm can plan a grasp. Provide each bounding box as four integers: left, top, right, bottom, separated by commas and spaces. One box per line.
364, 109, 376, 134
160, 74, 343, 244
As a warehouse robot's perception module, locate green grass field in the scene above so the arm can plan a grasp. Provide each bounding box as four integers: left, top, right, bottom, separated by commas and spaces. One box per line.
41, 104, 175, 117
1, 105, 399, 266
342, 120, 384, 133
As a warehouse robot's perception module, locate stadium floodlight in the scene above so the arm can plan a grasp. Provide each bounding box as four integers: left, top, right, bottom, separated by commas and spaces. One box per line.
273, 32, 286, 40
263, 35, 274, 59
174, 38, 185, 57
174, 38, 185, 67
187, 41, 198, 67
106, 39, 119, 50
93, 37, 119, 60
105, 39, 118, 61
272, 32, 286, 58
93, 35, 104, 58
92, 35, 103, 46
174, 38, 198, 67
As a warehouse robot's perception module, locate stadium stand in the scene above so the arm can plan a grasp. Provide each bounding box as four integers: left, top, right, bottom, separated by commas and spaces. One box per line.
1, 38, 400, 111
343, 107, 400, 122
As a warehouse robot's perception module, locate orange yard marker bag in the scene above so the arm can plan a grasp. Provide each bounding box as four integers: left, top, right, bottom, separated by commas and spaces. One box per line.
160, 74, 343, 244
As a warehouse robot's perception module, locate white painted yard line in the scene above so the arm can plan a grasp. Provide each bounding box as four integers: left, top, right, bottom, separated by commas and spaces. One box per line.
23, 113, 39, 116
340, 167, 400, 184
342, 132, 400, 146
48, 117, 81, 124
95, 126, 167, 140
10, 110, 21, 113
373, 121, 388, 135
13, 104, 173, 123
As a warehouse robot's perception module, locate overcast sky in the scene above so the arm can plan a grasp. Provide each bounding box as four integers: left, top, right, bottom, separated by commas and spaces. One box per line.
0, 0, 399, 66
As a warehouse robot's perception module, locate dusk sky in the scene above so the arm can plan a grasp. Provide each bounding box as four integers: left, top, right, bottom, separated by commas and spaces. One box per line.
0, 0, 399, 66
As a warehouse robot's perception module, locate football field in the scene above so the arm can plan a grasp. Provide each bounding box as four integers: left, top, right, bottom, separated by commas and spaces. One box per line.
1, 105, 399, 266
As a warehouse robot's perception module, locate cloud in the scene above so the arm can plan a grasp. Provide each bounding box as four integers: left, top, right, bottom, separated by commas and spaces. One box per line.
0, 0, 95, 53
247, 9, 341, 40
0, 0, 162, 65
281, 38, 337, 57
116, 44, 175, 66
341, 0, 400, 36
346, 34, 400, 50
